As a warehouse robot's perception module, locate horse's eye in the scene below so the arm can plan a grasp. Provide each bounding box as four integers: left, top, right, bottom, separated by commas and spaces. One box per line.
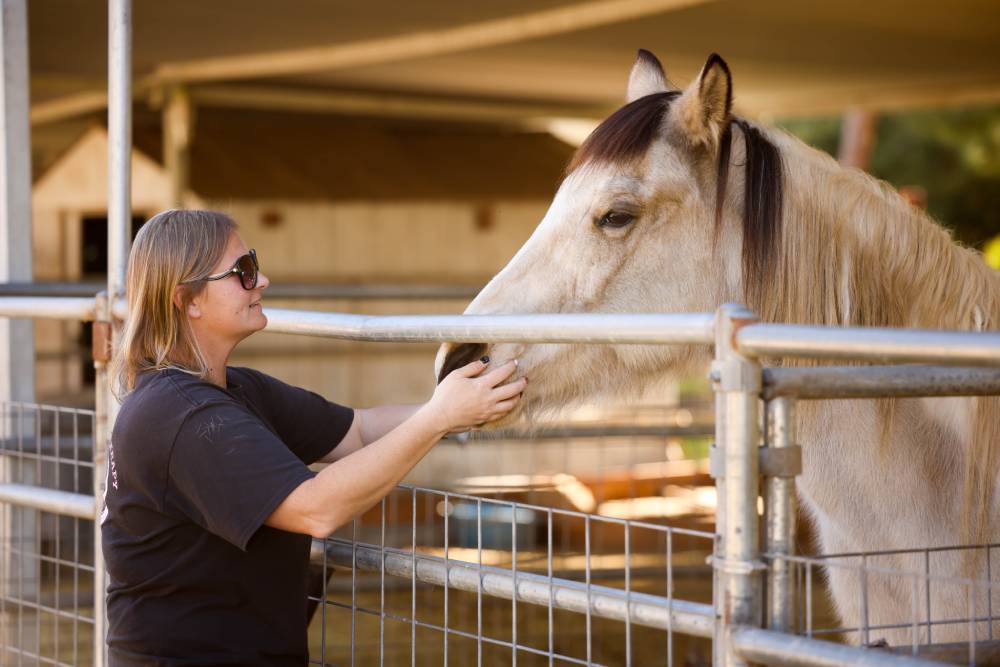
597, 211, 635, 229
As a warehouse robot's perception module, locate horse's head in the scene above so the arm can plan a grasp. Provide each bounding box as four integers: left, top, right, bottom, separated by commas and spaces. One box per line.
437, 51, 782, 424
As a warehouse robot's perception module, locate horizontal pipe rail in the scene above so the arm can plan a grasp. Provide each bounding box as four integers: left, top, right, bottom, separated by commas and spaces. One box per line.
467, 422, 713, 440
324, 539, 714, 639
739, 323, 1000, 367
264, 308, 717, 344
763, 365, 1000, 400
731, 627, 944, 667
0, 296, 97, 321
0, 483, 95, 519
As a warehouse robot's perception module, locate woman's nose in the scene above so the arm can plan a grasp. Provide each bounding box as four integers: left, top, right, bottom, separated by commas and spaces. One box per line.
256, 271, 270, 290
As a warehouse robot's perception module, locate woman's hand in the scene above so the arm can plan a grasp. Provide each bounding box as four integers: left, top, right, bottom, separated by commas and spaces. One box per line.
428, 359, 526, 432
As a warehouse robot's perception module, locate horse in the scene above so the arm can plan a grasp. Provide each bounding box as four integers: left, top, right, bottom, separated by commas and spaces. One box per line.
435, 50, 1000, 645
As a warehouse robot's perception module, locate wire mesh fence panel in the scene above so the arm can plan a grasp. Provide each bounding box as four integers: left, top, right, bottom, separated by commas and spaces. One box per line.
0, 402, 97, 667
307, 485, 716, 666
768, 545, 1000, 664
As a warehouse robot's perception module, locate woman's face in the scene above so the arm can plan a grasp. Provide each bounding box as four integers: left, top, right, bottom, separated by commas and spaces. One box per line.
187, 233, 270, 347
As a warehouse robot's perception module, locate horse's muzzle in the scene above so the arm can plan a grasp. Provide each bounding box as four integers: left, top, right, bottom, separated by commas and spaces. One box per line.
437, 342, 488, 383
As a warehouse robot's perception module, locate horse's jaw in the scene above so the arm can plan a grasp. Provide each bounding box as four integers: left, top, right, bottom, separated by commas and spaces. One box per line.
439, 340, 705, 431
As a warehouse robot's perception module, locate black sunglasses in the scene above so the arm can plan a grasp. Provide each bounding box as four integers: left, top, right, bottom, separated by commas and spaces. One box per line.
189, 249, 259, 290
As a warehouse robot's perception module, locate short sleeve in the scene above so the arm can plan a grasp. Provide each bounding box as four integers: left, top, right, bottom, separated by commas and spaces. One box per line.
230, 368, 355, 464
166, 402, 315, 550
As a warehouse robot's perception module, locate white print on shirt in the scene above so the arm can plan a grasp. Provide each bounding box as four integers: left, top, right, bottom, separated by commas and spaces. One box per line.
196, 415, 225, 442
99, 440, 118, 525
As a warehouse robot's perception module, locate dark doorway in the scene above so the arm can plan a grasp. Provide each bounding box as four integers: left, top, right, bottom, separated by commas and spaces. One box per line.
79, 215, 146, 385
81, 216, 146, 277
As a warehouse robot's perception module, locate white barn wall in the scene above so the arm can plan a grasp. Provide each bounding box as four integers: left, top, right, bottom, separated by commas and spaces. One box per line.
216, 199, 547, 283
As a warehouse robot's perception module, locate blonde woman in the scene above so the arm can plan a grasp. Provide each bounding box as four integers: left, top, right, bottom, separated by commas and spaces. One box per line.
102, 209, 526, 666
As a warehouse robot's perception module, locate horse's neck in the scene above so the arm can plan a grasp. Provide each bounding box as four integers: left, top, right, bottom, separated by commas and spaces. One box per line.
760, 131, 1000, 332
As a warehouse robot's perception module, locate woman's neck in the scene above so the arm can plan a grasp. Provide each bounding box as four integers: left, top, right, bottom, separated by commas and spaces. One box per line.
188, 329, 236, 388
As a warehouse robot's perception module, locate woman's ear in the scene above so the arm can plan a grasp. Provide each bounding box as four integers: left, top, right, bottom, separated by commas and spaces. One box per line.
173, 285, 201, 319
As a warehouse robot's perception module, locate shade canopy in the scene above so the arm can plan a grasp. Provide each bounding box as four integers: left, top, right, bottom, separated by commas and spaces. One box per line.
29, 0, 1000, 123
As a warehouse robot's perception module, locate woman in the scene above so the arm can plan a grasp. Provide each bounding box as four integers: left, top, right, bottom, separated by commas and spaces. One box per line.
102, 209, 526, 666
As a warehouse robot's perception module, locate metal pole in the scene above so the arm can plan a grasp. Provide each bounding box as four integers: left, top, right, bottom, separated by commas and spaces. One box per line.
732, 627, 943, 667
763, 365, 1000, 400
104, 0, 132, 662
108, 0, 131, 315
737, 323, 1000, 367
0, 0, 33, 407
263, 309, 716, 344
710, 394, 727, 665
0, 1, 35, 654
712, 304, 764, 667
92, 292, 110, 666
764, 398, 798, 633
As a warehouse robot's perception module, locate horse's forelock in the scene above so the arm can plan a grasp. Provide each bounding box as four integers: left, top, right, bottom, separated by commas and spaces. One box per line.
566, 91, 680, 175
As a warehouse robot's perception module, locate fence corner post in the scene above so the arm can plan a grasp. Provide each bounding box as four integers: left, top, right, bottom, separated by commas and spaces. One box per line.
711, 304, 764, 667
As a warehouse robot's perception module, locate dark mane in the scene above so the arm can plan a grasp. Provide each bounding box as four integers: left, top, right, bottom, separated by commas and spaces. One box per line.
566, 92, 680, 174
716, 119, 784, 310
569, 96, 783, 310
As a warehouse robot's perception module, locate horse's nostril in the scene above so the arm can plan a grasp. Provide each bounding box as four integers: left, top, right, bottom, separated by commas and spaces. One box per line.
438, 343, 488, 384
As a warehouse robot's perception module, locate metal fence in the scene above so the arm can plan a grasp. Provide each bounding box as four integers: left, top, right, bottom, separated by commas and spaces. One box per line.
0, 401, 97, 666
3, 298, 1000, 667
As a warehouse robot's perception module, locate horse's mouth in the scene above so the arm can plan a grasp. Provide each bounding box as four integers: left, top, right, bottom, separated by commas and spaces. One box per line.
437, 342, 489, 384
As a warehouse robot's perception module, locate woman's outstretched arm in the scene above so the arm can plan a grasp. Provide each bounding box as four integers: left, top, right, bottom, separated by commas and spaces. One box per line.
265, 359, 525, 538
319, 403, 423, 463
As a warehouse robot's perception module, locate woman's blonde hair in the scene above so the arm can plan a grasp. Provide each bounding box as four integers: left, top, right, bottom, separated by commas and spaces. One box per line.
110, 209, 237, 396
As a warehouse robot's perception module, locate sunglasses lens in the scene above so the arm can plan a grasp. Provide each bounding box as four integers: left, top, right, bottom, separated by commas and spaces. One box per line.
237, 254, 257, 289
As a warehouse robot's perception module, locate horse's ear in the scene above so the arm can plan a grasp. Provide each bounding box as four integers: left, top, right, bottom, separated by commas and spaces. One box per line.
626, 49, 671, 103
674, 53, 732, 147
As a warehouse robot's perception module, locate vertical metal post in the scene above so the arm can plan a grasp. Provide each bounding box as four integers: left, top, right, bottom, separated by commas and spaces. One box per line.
764, 397, 798, 633
0, 1, 35, 650
710, 396, 726, 665
93, 292, 111, 667
711, 304, 763, 667
104, 0, 132, 663
0, 0, 33, 406
162, 84, 193, 208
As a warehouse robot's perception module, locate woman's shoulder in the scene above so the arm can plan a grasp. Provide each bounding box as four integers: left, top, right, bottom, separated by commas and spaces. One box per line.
226, 366, 297, 399
129, 367, 228, 406
117, 369, 235, 433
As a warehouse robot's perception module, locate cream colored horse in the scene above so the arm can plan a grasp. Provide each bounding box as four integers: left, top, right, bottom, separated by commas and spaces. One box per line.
437, 51, 1000, 644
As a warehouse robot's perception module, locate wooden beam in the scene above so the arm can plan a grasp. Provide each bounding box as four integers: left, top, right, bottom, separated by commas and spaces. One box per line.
190, 84, 607, 125
163, 85, 193, 207
31, 88, 109, 125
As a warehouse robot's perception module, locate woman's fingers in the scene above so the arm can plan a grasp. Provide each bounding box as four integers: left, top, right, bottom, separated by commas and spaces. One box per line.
480, 359, 518, 388
456, 359, 488, 378
490, 395, 521, 417
492, 377, 527, 400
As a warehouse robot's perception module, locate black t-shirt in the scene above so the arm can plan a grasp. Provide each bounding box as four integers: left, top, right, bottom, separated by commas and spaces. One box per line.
102, 366, 354, 666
